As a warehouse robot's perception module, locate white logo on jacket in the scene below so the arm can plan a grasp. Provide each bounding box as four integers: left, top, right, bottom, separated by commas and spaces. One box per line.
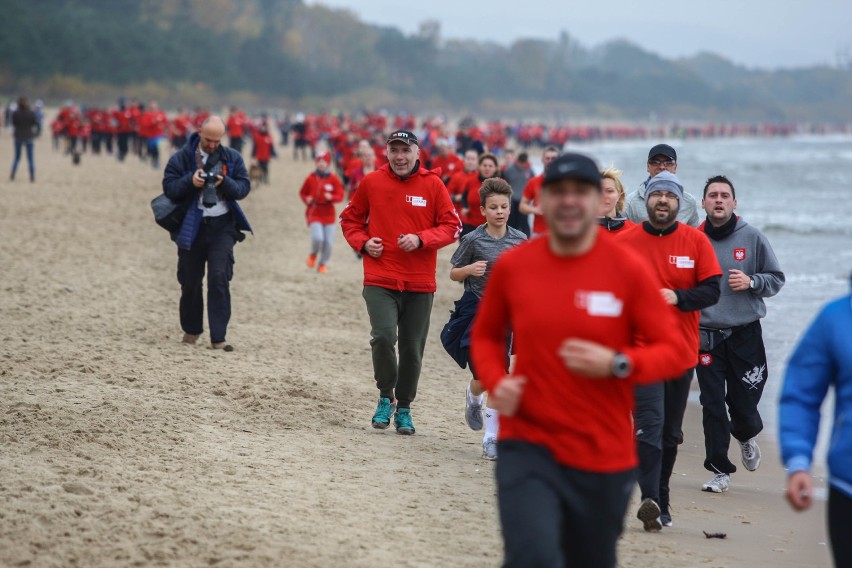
406, 195, 427, 207
669, 255, 695, 268
575, 291, 623, 317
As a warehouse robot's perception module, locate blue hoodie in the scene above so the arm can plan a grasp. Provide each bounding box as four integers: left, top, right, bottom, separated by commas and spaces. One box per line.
162, 132, 252, 250
779, 285, 852, 499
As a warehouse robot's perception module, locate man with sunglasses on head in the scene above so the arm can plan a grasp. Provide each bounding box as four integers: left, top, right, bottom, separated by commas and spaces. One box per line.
624, 144, 700, 227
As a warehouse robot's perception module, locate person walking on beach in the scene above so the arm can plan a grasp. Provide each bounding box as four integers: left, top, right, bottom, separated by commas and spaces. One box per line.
340, 130, 461, 435
9, 97, 38, 182
696, 175, 785, 493
620, 171, 722, 530
502, 151, 534, 237
519, 145, 560, 236
445, 178, 526, 460
300, 151, 344, 274
460, 153, 501, 236
162, 116, 252, 351
624, 144, 700, 227
779, 275, 852, 568
470, 153, 690, 567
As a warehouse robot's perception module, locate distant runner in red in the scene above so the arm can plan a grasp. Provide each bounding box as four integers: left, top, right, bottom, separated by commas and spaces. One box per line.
340, 130, 461, 436
460, 153, 500, 235
446, 149, 479, 215
226, 107, 247, 154
251, 124, 276, 184
299, 151, 344, 274
471, 153, 690, 568
519, 145, 560, 236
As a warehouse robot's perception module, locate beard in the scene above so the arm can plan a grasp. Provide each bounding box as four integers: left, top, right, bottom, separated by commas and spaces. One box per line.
647, 203, 678, 226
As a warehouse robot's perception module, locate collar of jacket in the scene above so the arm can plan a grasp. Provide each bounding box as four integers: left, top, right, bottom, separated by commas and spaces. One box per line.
642, 220, 679, 237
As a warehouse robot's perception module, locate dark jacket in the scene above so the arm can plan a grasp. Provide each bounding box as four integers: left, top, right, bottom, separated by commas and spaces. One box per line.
12, 107, 39, 141
162, 132, 252, 250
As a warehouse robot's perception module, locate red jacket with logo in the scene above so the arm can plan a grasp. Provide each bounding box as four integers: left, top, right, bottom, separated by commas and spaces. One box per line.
340, 163, 461, 292
471, 233, 691, 472
300, 171, 344, 225
620, 222, 722, 363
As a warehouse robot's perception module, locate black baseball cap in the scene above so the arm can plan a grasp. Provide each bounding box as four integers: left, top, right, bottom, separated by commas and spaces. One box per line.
648, 143, 676, 161
543, 153, 601, 188
386, 130, 418, 145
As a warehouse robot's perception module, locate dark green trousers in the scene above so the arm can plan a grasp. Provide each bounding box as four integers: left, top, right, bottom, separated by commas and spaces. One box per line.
362, 286, 434, 408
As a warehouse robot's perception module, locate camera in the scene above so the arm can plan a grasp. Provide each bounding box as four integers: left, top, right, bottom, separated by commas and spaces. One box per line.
200, 171, 218, 208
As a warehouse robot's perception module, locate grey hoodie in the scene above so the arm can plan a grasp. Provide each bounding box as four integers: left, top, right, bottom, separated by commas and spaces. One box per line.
699, 218, 785, 328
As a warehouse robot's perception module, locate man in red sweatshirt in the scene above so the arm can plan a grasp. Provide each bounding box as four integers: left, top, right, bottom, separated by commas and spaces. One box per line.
470, 153, 690, 567
340, 130, 461, 435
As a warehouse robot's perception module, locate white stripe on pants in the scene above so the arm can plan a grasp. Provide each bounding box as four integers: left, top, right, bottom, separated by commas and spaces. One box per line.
309, 222, 335, 266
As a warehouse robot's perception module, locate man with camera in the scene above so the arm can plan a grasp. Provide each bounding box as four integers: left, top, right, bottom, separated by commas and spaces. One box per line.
162, 115, 252, 351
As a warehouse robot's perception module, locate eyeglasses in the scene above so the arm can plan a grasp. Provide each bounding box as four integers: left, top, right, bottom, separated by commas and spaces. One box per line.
648, 159, 676, 167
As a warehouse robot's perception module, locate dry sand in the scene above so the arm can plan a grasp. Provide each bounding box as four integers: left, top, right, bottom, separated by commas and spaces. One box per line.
0, 133, 833, 567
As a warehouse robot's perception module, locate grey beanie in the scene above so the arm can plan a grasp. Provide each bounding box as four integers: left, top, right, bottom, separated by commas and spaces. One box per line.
644, 171, 684, 201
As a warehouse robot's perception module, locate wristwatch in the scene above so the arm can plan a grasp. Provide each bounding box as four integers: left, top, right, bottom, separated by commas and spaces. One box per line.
611, 352, 632, 379
749, 277, 756, 289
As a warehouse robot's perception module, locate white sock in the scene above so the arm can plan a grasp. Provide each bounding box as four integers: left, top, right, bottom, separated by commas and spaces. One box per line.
484, 406, 499, 441
467, 384, 484, 405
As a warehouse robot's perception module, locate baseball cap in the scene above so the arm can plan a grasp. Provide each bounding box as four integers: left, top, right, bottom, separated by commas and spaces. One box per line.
386, 130, 418, 146
644, 171, 684, 201
647, 144, 677, 161
543, 153, 602, 187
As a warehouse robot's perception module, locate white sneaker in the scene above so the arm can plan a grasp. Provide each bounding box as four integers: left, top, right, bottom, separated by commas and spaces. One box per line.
702, 473, 730, 493
739, 437, 761, 471
481, 437, 497, 460
464, 385, 484, 431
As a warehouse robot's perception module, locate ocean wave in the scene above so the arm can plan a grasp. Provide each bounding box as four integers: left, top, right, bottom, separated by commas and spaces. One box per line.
758, 223, 852, 237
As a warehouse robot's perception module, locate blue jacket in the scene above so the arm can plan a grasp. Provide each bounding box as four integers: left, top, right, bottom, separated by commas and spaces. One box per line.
779, 291, 852, 499
162, 132, 252, 250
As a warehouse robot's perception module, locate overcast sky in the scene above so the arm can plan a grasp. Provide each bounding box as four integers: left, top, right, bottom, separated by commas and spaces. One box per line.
306, 0, 851, 69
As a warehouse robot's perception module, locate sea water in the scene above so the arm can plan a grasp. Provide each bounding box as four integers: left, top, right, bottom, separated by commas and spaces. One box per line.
564, 134, 852, 466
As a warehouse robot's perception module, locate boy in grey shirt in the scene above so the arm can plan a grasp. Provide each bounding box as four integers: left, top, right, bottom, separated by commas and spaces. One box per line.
444, 178, 526, 460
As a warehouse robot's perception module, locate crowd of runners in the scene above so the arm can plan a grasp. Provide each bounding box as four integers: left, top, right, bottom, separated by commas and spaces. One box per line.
6, 97, 850, 567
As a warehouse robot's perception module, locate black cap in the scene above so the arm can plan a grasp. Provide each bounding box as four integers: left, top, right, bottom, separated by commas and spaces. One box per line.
543, 153, 601, 187
648, 143, 676, 161
386, 130, 418, 146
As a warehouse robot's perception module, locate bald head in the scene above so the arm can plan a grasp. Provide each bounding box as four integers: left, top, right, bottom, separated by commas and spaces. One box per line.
198, 115, 225, 154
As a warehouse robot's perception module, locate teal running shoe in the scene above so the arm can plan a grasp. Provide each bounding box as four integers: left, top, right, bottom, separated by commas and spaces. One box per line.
372, 397, 395, 429
394, 408, 415, 435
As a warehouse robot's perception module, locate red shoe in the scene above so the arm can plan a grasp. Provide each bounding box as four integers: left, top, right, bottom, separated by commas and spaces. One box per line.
306, 254, 317, 268
317, 264, 329, 274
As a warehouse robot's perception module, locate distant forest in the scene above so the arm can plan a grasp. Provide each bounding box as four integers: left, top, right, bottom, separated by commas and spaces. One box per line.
2, 0, 851, 121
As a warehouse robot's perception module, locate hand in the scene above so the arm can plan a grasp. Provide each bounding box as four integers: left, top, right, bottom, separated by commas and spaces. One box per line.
364, 237, 384, 258
785, 471, 814, 511
192, 169, 205, 188
214, 174, 223, 187
661, 288, 678, 305
729, 269, 751, 292
559, 338, 618, 378
398, 233, 421, 252
489, 375, 526, 416
323, 191, 333, 201
305, 197, 314, 205
467, 260, 487, 277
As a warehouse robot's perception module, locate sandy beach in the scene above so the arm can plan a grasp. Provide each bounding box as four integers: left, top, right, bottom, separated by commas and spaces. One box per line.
0, 133, 833, 567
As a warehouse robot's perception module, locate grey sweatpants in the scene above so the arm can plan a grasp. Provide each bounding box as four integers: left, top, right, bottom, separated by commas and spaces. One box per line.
309, 222, 335, 266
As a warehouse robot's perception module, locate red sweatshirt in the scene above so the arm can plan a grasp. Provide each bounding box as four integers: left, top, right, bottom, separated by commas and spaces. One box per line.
446, 170, 477, 214
340, 163, 461, 292
462, 175, 488, 227
522, 174, 547, 234
300, 171, 344, 225
619, 222, 722, 364
470, 232, 691, 472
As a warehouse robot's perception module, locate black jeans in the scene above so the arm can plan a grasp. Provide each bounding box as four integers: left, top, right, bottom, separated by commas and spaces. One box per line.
829, 486, 852, 568
177, 213, 237, 343
696, 321, 767, 474
496, 441, 634, 568
634, 369, 693, 511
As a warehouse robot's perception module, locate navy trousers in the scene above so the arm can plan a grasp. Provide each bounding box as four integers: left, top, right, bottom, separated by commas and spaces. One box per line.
177, 212, 237, 343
